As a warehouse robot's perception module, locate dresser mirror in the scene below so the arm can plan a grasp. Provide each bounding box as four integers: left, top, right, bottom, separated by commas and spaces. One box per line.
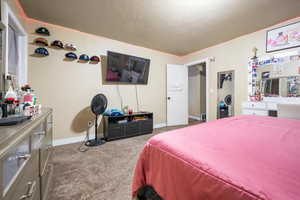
260, 76, 300, 97
252, 55, 300, 98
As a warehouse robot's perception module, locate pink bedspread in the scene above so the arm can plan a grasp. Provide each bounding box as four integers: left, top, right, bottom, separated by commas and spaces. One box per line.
132, 115, 300, 200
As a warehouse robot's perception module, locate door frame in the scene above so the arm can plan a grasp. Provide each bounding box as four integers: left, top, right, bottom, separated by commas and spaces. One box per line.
217, 70, 235, 119
185, 58, 210, 121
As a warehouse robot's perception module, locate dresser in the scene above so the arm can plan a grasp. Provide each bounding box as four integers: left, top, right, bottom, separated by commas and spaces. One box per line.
0, 108, 53, 200
242, 101, 276, 116
242, 98, 300, 117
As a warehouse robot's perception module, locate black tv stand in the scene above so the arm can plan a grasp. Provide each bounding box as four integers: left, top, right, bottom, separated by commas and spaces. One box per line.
103, 112, 153, 141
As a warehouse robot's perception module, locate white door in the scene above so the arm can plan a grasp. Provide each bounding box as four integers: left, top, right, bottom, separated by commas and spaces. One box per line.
167, 64, 188, 126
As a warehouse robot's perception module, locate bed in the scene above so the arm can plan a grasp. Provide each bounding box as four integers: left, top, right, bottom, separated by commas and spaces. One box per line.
132, 115, 300, 200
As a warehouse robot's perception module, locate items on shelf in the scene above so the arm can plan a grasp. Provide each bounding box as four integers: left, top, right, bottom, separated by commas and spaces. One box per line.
34, 37, 49, 46
133, 116, 148, 121
51, 40, 64, 49
65, 52, 78, 60
34, 47, 49, 56
104, 109, 124, 116
0, 84, 41, 120
35, 27, 50, 36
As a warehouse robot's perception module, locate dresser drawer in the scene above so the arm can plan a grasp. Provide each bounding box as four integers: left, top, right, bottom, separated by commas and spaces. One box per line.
242, 102, 267, 109
31, 122, 46, 151
242, 109, 268, 116
41, 164, 53, 200
267, 102, 277, 110
46, 114, 53, 132
40, 134, 52, 175
3, 151, 39, 200
2, 135, 31, 194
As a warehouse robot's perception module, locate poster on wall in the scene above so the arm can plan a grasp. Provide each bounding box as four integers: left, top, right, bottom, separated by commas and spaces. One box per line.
266, 21, 300, 53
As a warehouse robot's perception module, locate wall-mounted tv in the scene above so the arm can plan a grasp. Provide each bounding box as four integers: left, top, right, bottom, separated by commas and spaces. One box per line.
106, 51, 150, 84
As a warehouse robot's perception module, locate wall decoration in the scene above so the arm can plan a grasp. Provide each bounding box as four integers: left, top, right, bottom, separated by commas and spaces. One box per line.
266, 21, 300, 53
34, 37, 49, 46
65, 52, 78, 60
51, 40, 64, 49
34, 47, 49, 57
35, 27, 50, 36
64, 43, 77, 51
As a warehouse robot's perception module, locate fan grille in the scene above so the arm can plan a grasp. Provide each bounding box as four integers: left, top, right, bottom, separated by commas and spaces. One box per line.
91, 94, 107, 115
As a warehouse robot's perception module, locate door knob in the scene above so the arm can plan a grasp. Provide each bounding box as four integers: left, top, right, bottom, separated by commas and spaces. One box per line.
167, 97, 171, 100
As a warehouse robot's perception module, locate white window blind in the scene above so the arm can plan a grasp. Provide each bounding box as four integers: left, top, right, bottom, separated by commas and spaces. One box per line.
7, 24, 19, 76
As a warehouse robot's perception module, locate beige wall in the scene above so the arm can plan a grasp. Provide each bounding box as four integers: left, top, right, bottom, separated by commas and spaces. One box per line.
182, 17, 300, 121
26, 20, 180, 140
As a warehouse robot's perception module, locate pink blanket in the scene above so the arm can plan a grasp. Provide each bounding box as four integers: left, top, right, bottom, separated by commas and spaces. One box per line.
132, 115, 300, 200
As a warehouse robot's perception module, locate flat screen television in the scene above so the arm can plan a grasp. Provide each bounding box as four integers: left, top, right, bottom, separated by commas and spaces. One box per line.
106, 51, 150, 84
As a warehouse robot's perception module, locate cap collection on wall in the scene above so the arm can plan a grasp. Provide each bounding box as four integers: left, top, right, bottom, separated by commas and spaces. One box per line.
32, 26, 101, 64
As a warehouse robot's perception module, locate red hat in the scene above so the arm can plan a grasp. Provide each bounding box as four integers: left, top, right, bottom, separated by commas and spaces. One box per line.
90, 56, 100, 62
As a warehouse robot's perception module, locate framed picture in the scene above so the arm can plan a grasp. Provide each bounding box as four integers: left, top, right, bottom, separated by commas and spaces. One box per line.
266, 21, 300, 53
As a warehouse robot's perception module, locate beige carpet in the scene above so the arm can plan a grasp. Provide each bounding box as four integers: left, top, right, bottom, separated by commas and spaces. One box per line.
48, 120, 201, 200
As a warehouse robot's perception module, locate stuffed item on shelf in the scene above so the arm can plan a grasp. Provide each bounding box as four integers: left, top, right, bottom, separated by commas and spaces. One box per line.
35, 27, 50, 36
51, 40, 64, 49
65, 52, 78, 60
34, 37, 49, 46
64, 43, 77, 51
34, 47, 49, 56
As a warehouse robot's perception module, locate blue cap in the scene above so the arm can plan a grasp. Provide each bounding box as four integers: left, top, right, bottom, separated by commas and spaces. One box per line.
79, 54, 89, 61
35, 47, 49, 56
65, 52, 78, 60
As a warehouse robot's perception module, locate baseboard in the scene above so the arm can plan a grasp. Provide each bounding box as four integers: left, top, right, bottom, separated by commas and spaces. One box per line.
54, 123, 167, 146
53, 135, 87, 146
153, 123, 167, 129
189, 115, 202, 121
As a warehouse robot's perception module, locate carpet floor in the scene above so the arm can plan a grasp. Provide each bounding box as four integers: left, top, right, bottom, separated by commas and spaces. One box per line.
48, 120, 201, 200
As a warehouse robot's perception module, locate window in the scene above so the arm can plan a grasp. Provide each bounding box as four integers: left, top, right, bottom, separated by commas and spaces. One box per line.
1, 1, 28, 87
7, 24, 19, 76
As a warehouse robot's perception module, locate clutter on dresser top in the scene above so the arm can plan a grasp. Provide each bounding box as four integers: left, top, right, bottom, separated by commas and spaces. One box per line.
0, 84, 42, 126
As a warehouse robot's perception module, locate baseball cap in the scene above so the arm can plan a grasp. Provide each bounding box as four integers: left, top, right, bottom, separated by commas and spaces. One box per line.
51, 40, 64, 48
36, 27, 50, 36
34, 37, 48, 46
64, 43, 77, 51
35, 47, 49, 56
65, 52, 78, 60
90, 56, 100, 62
79, 54, 89, 61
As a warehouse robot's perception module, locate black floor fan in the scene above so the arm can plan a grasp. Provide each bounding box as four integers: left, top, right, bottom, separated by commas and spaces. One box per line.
85, 94, 108, 147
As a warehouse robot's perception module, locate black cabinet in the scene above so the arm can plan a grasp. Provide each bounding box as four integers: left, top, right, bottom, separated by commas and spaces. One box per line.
103, 112, 153, 141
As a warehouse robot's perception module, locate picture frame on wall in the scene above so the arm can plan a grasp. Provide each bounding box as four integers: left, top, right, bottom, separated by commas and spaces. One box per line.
266, 21, 300, 53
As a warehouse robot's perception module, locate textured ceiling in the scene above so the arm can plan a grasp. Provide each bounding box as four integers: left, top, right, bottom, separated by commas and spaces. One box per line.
20, 0, 300, 56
